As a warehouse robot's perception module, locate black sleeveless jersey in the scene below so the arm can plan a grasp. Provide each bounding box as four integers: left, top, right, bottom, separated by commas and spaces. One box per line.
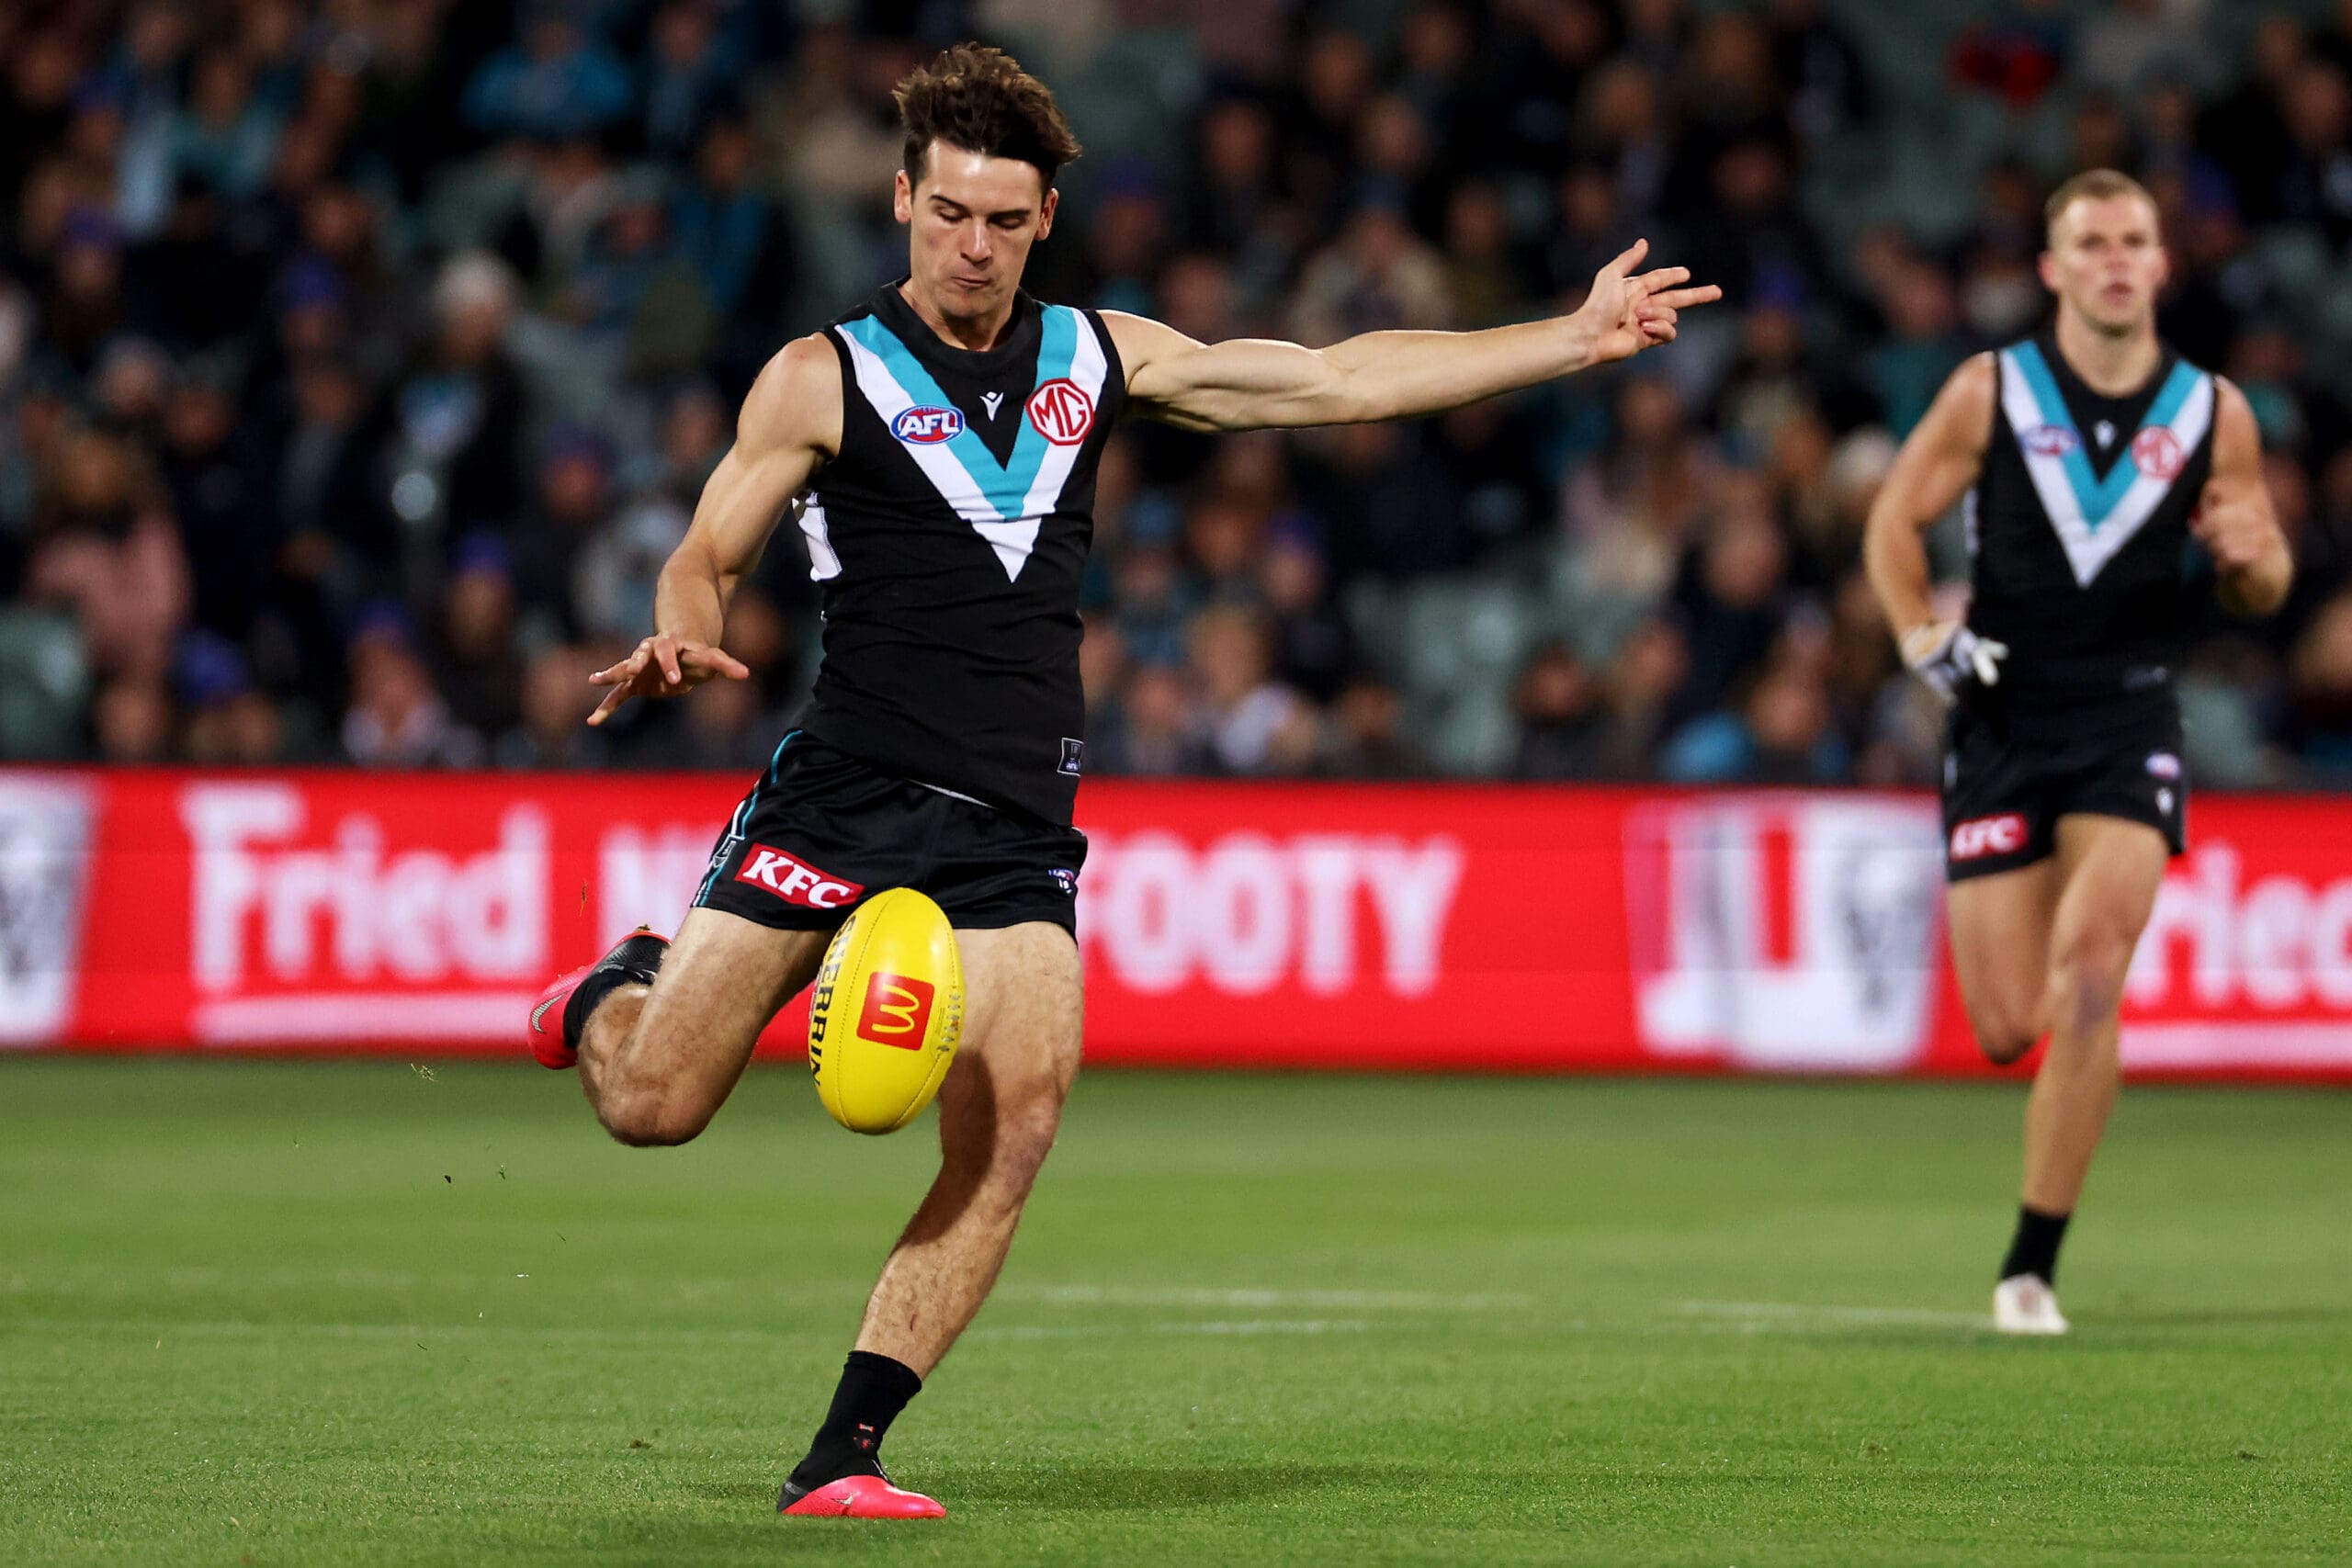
1966, 330, 2215, 734
796, 283, 1125, 824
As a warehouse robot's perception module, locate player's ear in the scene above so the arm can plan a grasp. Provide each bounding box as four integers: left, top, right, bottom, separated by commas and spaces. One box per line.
893, 170, 913, 225
1037, 186, 1057, 242
2036, 249, 2060, 295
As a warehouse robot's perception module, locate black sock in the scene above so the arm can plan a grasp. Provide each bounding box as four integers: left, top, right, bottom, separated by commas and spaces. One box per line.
561, 933, 668, 1048
2000, 1204, 2072, 1285
785, 1351, 922, 1495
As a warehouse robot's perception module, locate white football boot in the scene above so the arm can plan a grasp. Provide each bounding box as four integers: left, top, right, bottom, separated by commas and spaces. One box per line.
1992, 1274, 2070, 1336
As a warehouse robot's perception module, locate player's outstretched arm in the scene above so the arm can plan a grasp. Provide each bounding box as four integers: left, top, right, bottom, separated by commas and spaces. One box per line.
1109, 239, 1719, 432
588, 336, 842, 726
2196, 378, 2293, 618
1864, 353, 2006, 700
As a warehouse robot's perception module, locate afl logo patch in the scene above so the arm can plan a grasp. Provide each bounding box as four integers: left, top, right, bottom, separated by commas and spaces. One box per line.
1026, 378, 1095, 446
2023, 423, 2079, 457
893, 405, 964, 444
2132, 426, 2186, 480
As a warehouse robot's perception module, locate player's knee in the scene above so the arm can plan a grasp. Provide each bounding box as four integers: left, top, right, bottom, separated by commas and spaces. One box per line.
2048, 927, 2134, 1038
596, 1086, 713, 1148
1973, 1013, 2041, 1066
963, 1078, 1065, 1191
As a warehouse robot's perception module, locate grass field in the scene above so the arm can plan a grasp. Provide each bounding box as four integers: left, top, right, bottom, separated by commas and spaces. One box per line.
3, 1059, 2348, 1567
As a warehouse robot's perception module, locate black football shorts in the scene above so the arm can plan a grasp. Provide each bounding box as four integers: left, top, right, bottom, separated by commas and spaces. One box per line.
692, 732, 1088, 934
1939, 705, 2188, 882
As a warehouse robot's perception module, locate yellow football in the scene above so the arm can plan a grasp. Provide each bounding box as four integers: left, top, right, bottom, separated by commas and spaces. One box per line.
807, 887, 964, 1134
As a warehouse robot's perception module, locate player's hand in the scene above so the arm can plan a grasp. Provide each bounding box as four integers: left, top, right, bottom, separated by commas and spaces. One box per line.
1575, 239, 1723, 366
1900, 620, 2007, 706
2190, 481, 2275, 572
585, 634, 751, 726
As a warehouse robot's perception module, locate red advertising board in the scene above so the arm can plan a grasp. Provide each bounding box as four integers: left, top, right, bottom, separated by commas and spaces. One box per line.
4, 768, 2350, 1079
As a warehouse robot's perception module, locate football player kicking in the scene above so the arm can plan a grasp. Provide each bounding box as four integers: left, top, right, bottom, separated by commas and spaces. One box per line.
1866, 170, 2290, 1335
526, 43, 1719, 1517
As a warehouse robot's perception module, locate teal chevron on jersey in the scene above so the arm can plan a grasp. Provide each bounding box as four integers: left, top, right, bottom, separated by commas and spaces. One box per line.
2008, 341, 2203, 531
837, 305, 1080, 522
1998, 340, 2214, 588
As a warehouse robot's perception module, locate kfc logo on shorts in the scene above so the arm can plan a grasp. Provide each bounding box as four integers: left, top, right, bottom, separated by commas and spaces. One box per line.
1026, 379, 1095, 446
857, 974, 934, 1047
2023, 423, 2079, 457
734, 844, 865, 909
2132, 426, 2186, 481
1950, 813, 2029, 861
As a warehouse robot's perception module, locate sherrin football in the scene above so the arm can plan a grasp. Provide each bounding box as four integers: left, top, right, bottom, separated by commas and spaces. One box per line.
808, 887, 965, 1134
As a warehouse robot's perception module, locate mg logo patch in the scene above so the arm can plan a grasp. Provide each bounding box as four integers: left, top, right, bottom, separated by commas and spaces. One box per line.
857, 974, 934, 1048
2132, 426, 2185, 481
1026, 378, 1095, 446
892, 405, 964, 445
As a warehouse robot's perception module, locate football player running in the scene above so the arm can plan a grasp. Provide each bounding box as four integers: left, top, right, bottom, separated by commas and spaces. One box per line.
1865, 170, 2290, 1335
526, 44, 1719, 1517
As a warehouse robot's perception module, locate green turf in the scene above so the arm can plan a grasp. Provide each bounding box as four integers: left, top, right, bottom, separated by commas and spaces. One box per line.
2, 1061, 2348, 1567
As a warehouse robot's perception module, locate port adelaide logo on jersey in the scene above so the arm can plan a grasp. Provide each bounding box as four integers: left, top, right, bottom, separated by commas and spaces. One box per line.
892, 405, 965, 445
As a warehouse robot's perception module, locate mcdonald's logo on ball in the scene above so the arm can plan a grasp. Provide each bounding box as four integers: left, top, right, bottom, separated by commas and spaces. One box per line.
807, 888, 964, 1134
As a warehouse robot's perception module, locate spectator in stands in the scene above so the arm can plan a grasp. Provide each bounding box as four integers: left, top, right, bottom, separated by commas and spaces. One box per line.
1186, 602, 1314, 775
341, 602, 469, 767
1511, 639, 1609, 779
387, 254, 529, 547
0, 1, 2344, 784
175, 628, 283, 764
1317, 677, 1420, 777
463, 11, 631, 143
1662, 656, 1846, 784
511, 424, 620, 641
640, 0, 739, 160
434, 534, 526, 751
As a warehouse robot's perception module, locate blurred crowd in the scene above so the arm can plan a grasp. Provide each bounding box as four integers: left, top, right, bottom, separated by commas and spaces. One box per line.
6, 0, 2352, 788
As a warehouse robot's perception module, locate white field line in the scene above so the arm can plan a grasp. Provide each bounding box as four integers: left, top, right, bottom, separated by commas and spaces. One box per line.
971, 1319, 1371, 1341
4, 1315, 1371, 1346
1672, 1299, 1992, 1331
999, 1284, 1532, 1312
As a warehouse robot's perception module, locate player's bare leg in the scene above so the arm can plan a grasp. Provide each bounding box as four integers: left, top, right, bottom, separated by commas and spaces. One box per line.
782, 920, 1083, 1517
578, 909, 828, 1145
2020, 817, 2167, 1214
856, 921, 1083, 1370
1954, 816, 2167, 1331
1947, 858, 2062, 1065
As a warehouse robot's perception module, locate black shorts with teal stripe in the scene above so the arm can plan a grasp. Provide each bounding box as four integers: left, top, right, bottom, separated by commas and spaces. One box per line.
693, 732, 1088, 935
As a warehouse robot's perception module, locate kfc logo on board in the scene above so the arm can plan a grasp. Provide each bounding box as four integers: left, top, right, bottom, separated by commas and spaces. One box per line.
735, 845, 863, 909
1950, 813, 2028, 861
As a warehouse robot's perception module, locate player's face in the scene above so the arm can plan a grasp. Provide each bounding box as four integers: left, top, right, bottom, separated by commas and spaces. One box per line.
896, 141, 1057, 329
2040, 195, 2169, 335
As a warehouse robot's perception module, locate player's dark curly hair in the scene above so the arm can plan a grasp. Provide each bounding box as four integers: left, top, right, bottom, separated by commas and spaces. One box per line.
894, 44, 1083, 187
